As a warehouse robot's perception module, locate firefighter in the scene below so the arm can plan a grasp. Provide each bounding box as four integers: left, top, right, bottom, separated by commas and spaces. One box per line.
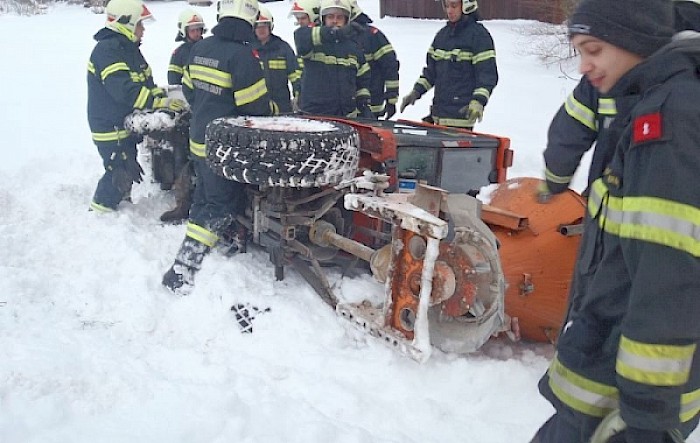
254, 5, 302, 113
348, 0, 399, 120
288, 0, 320, 111
87, 0, 186, 213
530, 1, 700, 442
162, 0, 276, 295
399, 0, 498, 129
168, 9, 207, 86
159, 10, 208, 223
538, 0, 700, 203
293, 0, 372, 118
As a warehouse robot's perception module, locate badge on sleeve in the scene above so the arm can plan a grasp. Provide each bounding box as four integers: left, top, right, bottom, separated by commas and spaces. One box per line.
633, 112, 662, 143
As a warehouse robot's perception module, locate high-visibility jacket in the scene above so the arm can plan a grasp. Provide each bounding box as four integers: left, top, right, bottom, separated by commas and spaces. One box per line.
410, 14, 498, 128
182, 17, 275, 159
168, 40, 196, 85
353, 13, 399, 116
294, 24, 371, 117
87, 28, 164, 143
255, 34, 301, 113
539, 37, 700, 439
543, 77, 640, 196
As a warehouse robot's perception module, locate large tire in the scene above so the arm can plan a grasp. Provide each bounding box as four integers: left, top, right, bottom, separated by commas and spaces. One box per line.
206, 116, 360, 188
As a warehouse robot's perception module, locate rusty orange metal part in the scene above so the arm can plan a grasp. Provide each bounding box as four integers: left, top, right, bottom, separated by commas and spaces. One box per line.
486, 177, 586, 343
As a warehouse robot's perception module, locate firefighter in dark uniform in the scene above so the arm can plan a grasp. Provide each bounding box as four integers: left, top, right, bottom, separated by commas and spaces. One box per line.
293, 0, 372, 118
168, 9, 207, 86
159, 10, 208, 223
87, 0, 185, 213
254, 5, 302, 113
162, 0, 276, 295
399, 0, 498, 129
348, 0, 399, 120
538, 0, 700, 202
288, 0, 321, 111
530, 1, 700, 442
539, 77, 623, 201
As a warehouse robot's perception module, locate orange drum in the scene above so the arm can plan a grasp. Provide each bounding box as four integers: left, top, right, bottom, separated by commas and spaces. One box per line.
483, 177, 586, 343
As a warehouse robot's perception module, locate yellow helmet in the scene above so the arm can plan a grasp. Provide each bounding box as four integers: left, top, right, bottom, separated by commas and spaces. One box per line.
105, 0, 154, 41
217, 0, 259, 26
177, 9, 207, 41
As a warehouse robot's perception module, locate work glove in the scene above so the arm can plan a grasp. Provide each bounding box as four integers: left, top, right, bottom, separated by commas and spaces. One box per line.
538, 169, 571, 203
605, 428, 679, 443
125, 155, 144, 184
151, 87, 166, 98
154, 97, 187, 112
384, 102, 396, 120
536, 181, 553, 204
337, 21, 364, 40
589, 409, 681, 443
292, 92, 300, 113
399, 90, 419, 113
460, 99, 484, 127
357, 99, 375, 119
109, 150, 143, 195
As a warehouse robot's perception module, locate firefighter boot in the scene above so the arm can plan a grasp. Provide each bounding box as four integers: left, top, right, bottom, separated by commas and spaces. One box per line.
162, 237, 210, 296
160, 162, 193, 223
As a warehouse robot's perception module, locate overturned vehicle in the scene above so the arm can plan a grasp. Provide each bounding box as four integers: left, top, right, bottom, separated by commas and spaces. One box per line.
126, 107, 585, 362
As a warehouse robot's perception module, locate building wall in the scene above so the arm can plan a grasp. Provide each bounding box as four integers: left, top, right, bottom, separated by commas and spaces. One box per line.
380, 0, 570, 24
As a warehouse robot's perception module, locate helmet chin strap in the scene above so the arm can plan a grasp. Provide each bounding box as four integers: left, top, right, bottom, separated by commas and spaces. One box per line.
107, 21, 137, 42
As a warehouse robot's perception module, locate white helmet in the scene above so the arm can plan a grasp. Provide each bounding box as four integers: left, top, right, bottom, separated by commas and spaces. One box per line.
442, 0, 478, 14
349, 0, 362, 21
217, 0, 259, 26
105, 0, 154, 40
177, 9, 207, 41
256, 5, 274, 31
319, 0, 352, 18
462, 0, 478, 14
289, 0, 320, 23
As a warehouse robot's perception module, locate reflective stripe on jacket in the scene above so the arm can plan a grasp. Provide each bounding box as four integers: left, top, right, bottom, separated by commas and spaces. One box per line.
182, 18, 273, 158
87, 28, 162, 141
353, 14, 399, 113
411, 14, 497, 123
294, 24, 370, 117
256, 34, 301, 113
540, 39, 700, 435
168, 40, 195, 85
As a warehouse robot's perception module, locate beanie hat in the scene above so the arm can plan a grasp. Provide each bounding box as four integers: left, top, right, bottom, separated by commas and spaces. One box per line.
568, 0, 674, 57
674, 0, 700, 32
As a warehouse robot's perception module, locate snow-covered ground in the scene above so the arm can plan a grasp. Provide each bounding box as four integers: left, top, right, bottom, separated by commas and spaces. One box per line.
2, 1, 696, 442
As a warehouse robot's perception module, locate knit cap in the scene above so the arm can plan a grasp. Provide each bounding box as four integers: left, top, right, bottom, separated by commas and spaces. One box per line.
568, 0, 674, 57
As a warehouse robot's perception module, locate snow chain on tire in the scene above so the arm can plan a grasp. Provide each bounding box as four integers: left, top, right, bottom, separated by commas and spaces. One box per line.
206, 116, 360, 188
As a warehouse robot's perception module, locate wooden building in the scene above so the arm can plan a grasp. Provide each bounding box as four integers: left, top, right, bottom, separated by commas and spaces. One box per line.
379, 0, 573, 24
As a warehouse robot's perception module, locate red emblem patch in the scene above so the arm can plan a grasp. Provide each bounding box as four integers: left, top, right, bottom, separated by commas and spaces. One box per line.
633, 112, 662, 143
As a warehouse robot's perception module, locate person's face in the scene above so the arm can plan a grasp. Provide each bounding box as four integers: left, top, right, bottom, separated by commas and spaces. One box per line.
572, 34, 644, 94
255, 23, 271, 43
444, 0, 462, 23
294, 12, 311, 27
324, 12, 347, 28
134, 20, 144, 42
187, 26, 204, 42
